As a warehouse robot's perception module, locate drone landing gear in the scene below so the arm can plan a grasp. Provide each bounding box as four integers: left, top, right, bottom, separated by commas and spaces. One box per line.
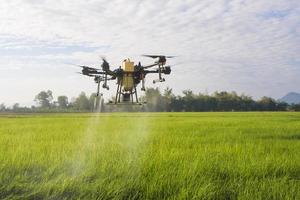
152, 64, 166, 84
153, 78, 165, 84
93, 94, 103, 112
141, 75, 146, 91
114, 83, 140, 105
94, 77, 105, 112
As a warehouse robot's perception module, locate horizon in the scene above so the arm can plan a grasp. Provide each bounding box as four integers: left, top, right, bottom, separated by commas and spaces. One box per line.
3, 88, 298, 108
1, 0, 300, 106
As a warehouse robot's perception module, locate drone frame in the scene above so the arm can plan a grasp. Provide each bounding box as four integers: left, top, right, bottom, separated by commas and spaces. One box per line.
77, 55, 172, 105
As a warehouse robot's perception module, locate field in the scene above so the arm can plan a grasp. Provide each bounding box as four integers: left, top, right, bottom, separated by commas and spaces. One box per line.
0, 112, 299, 199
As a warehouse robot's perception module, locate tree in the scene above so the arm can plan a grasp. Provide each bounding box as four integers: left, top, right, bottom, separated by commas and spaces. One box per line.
277, 101, 288, 111
182, 90, 195, 111
144, 88, 163, 111
57, 96, 68, 109
73, 92, 91, 111
213, 91, 238, 111
162, 87, 174, 111
258, 96, 277, 111
0, 103, 6, 112
89, 93, 105, 112
240, 94, 256, 111
12, 103, 19, 112
35, 90, 53, 108
290, 103, 300, 111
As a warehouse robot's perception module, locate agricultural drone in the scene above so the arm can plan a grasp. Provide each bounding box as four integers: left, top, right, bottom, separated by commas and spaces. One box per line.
77, 55, 173, 104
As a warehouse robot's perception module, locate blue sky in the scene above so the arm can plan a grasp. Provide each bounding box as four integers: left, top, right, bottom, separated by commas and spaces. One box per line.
0, 0, 299, 106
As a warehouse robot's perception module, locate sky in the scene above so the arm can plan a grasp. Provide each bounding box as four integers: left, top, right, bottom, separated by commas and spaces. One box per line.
0, 0, 299, 106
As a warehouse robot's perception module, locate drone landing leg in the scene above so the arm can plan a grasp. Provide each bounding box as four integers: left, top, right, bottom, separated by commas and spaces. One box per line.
94, 80, 102, 111
93, 98, 97, 111
96, 81, 101, 97
141, 75, 145, 91
158, 64, 162, 80
131, 91, 134, 104
117, 81, 122, 103
135, 86, 138, 103
115, 83, 120, 104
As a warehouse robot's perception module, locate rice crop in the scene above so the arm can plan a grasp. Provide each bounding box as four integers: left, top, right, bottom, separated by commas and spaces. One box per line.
0, 112, 299, 199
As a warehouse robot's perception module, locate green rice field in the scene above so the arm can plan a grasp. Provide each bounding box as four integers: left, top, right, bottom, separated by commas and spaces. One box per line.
0, 112, 299, 199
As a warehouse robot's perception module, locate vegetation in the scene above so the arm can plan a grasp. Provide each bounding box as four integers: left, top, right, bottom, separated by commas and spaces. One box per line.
0, 112, 299, 199
142, 88, 291, 112
1, 88, 299, 113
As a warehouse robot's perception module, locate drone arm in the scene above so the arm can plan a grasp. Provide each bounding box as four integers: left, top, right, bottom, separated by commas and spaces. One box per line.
143, 66, 171, 75
92, 71, 107, 75
142, 63, 159, 69
83, 70, 117, 78
143, 66, 171, 83
143, 70, 159, 74
102, 68, 115, 76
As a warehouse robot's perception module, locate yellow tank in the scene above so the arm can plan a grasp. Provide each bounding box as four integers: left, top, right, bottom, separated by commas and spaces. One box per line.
122, 74, 134, 91
121, 59, 135, 91
122, 59, 134, 72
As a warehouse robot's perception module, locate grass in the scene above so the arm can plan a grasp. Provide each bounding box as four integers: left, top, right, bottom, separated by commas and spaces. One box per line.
0, 112, 299, 199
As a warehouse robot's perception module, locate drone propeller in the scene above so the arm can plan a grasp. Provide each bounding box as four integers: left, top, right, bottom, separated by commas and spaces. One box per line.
142, 54, 176, 66
76, 72, 94, 77
142, 54, 176, 58
79, 65, 100, 71
63, 62, 95, 70
101, 57, 110, 71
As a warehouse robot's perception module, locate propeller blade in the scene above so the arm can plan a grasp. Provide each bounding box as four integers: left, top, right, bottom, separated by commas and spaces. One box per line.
76, 72, 94, 77
142, 63, 158, 69
101, 57, 110, 71
63, 62, 86, 68
142, 55, 176, 59
68, 63, 99, 71
142, 54, 161, 59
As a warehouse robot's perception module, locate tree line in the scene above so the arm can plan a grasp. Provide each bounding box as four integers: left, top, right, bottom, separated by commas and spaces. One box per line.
142, 88, 299, 112
1, 88, 299, 113
0, 90, 102, 113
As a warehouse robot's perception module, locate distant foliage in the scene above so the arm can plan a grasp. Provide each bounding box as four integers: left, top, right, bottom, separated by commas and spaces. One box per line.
0, 103, 5, 112
71, 92, 91, 111
0, 88, 298, 113
143, 88, 297, 112
140, 88, 291, 112
290, 104, 300, 111
57, 96, 68, 109
34, 90, 53, 108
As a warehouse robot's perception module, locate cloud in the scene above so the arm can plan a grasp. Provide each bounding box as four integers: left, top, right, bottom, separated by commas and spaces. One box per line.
0, 0, 299, 105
